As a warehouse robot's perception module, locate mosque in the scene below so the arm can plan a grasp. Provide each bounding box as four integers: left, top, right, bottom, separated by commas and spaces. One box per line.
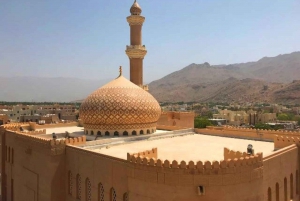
0, 1, 300, 201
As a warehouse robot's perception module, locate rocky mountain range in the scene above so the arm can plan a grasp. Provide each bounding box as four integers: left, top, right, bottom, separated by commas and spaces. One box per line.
0, 52, 299, 103
149, 52, 300, 103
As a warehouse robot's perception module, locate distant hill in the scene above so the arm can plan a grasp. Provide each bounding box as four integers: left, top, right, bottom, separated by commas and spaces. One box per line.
0, 52, 299, 103
149, 52, 300, 103
0, 77, 109, 102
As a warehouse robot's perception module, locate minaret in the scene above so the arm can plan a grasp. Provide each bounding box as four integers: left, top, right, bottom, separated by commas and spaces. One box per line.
126, 0, 148, 90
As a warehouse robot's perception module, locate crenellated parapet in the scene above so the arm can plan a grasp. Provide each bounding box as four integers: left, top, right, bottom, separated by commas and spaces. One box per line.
127, 148, 263, 176
127, 148, 157, 160
274, 135, 300, 150
224, 147, 256, 160
5, 129, 86, 155
21, 129, 46, 135
196, 126, 300, 142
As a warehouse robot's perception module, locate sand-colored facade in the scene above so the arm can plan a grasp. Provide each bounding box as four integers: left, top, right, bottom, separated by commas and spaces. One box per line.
1, 122, 300, 201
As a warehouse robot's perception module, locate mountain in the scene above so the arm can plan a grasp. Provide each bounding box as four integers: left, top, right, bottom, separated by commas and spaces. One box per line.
0, 77, 109, 102
149, 52, 300, 103
0, 52, 299, 103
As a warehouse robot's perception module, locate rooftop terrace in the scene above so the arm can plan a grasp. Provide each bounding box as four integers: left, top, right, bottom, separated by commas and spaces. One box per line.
91, 134, 274, 162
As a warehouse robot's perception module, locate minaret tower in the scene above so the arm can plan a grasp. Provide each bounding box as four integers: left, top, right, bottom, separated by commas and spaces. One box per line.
126, 0, 148, 90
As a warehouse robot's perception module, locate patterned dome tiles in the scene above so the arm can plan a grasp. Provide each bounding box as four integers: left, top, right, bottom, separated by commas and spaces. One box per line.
79, 76, 161, 135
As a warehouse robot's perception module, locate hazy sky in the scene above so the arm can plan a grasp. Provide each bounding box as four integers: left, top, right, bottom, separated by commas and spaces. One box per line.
1, 0, 299, 82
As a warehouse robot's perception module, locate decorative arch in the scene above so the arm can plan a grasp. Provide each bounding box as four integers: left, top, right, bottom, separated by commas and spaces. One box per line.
98, 183, 104, 201
105, 131, 110, 136
276, 183, 279, 201
110, 188, 116, 201
140, 130, 144, 135
76, 174, 82, 200
114, 131, 119, 136
97, 131, 101, 136
86, 178, 91, 201
290, 173, 294, 199
284, 177, 287, 201
268, 187, 272, 201
91, 131, 94, 135
123, 131, 128, 136
68, 171, 73, 195
132, 130, 137, 135
147, 129, 150, 134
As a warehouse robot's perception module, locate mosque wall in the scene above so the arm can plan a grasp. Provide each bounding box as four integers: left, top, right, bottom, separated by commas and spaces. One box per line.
65, 144, 266, 201
157, 111, 195, 129
2, 129, 67, 201
195, 126, 300, 142
263, 144, 299, 201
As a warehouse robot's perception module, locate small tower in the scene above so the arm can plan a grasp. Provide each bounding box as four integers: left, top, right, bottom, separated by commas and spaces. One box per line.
126, 0, 148, 90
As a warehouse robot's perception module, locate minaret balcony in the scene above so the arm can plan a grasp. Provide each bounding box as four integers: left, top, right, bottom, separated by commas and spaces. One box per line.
127, 15, 145, 26
126, 45, 146, 50
126, 45, 147, 59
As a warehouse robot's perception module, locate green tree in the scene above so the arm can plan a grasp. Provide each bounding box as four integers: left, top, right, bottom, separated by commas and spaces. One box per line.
255, 123, 271, 130
194, 117, 212, 128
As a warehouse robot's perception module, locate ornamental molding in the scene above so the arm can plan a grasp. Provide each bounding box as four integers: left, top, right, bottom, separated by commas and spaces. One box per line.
125, 47, 147, 59
127, 15, 145, 26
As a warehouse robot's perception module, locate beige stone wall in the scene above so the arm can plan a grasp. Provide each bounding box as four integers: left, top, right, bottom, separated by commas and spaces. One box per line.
157, 111, 195, 129
65, 144, 266, 201
263, 145, 299, 201
195, 126, 300, 142
1, 124, 300, 201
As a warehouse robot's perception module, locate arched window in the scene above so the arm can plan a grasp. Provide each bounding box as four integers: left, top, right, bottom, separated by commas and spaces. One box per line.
140, 130, 144, 135
76, 174, 82, 200
105, 131, 110, 136
284, 177, 287, 201
68, 171, 73, 195
11, 148, 14, 164
86, 178, 91, 201
147, 129, 150, 134
110, 188, 116, 201
86, 130, 88, 135
114, 131, 119, 136
276, 183, 279, 201
291, 173, 294, 199
123, 131, 128, 136
5, 146, 7, 161
123, 192, 129, 201
8, 147, 10, 162
91, 131, 94, 135
132, 130, 137, 135
297, 170, 299, 195
268, 187, 272, 201
98, 183, 104, 201
97, 131, 101, 136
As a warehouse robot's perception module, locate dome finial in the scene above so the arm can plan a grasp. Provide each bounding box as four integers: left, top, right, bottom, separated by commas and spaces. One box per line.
118, 66, 122, 77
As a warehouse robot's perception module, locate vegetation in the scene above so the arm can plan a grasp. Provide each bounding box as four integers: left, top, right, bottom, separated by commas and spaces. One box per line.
254, 123, 283, 130
194, 117, 212, 128
277, 113, 294, 121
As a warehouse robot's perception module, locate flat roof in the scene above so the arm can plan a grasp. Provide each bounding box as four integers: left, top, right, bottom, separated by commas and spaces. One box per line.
44, 126, 84, 134
95, 134, 274, 162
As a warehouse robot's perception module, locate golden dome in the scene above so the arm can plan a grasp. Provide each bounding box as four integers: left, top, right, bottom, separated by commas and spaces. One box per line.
79, 71, 161, 136
130, 0, 142, 15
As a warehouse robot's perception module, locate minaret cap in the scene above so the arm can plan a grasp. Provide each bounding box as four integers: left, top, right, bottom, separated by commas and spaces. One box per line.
130, 0, 142, 15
